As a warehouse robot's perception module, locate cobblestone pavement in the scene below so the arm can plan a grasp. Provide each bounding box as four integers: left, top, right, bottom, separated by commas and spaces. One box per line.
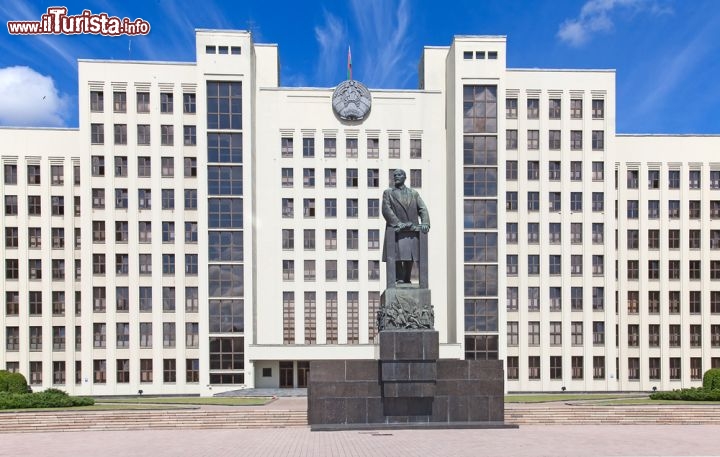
5, 425, 719, 457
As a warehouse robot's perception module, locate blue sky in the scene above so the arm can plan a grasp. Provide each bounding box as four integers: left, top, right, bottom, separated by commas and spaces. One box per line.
0, 0, 719, 133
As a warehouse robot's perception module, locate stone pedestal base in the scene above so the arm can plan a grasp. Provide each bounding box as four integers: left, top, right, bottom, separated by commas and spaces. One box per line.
378, 287, 433, 330
307, 329, 512, 430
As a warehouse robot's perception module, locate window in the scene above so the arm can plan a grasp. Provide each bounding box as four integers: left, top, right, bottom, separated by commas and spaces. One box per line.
115, 221, 128, 243
507, 287, 518, 311
114, 156, 128, 177
689, 170, 701, 189
668, 169, 680, 188
592, 223, 604, 244
281, 137, 293, 157
410, 169, 422, 188
592, 99, 604, 118
368, 198, 380, 217
506, 255, 518, 276
548, 161, 561, 180
570, 287, 583, 311
346, 168, 359, 187
160, 125, 175, 146
163, 322, 176, 348
550, 356, 562, 380
136, 91, 150, 112
186, 288, 199, 313
689, 200, 701, 219
140, 359, 153, 382
527, 223, 539, 244
507, 223, 518, 244
90, 123, 105, 144
593, 356, 605, 379
186, 359, 199, 383
114, 91, 126, 112
347, 230, 359, 250
527, 98, 539, 119
160, 92, 173, 113
668, 229, 680, 249
527, 130, 539, 149
506, 98, 517, 118
93, 323, 106, 348
527, 161, 539, 180
690, 291, 701, 314
4, 164, 17, 184
593, 322, 605, 345
527, 192, 539, 211
507, 322, 518, 346
626, 200, 639, 218
571, 130, 582, 150
568, 161, 581, 181
668, 260, 680, 279
628, 358, 640, 381
162, 254, 175, 275
528, 255, 540, 275
137, 124, 151, 145
506, 160, 518, 180
324, 137, 336, 157
50, 196, 64, 216
90, 90, 104, 111
528, 356, 541, 380
570, 192, 582, 211
138, 189, 151, 209
549, 287, 562, 310
712, 171, 720, 189
301, 168, 315, 188
591, 130, 604, 150
506, 192, 517, 211
528, 321, 540, 345
506, 130, 517, 150
303, 137, 315, 157
50, 165, 64, 185
690, 260, 701, 280
388, 138, 400, 158
592, 192, 604, 212
325, 229, 337, 250
667, 200, 679, 219
365, 138, 380, 158
91, 156, 104, 176
570, 99, 582, 118
139, 254, 152, 276
647, 170, 660, 189
325, 198, 337, 217
345, 138, 358, 158
570, 255, 583, 276
183, 93, 196, 113
368, 229, 380, 249
549, 98, 561, 119
183, 125, 197, 146
410, 138, 422, 158
5, 195, 17, 215
669, 325, 681, 347
592, 287, 604, 311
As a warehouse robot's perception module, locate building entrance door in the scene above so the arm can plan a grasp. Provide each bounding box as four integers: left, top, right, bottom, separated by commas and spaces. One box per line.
279, 361, 294, 388
297, 361, 310, 388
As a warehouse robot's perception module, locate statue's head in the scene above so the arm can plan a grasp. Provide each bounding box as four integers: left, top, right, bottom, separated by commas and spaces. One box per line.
392, 169, 406, 186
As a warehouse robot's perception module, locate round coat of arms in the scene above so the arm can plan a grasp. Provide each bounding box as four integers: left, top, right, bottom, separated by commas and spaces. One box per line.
331, 80, 372, 121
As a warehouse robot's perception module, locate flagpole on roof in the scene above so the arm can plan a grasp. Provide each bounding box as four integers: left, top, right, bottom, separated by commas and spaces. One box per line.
347, 46, 352, 81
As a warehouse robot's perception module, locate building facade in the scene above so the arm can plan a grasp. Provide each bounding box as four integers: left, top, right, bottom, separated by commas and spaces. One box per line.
1, 29, 719, 395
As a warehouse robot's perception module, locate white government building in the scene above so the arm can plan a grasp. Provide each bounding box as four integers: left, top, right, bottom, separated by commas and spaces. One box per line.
1, 29, 719, 396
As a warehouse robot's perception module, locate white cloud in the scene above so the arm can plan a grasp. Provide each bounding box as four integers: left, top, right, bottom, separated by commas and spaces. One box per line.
349, 0, 412, 88
314, 11, 348, 86
558, 0, 672, 46
0, 66, 70, 127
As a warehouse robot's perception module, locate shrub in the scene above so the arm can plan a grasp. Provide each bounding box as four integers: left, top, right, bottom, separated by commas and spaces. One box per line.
0, 371, 29, 394
650, 388, 720, 401
703, 368, 720, 391
0, 389, 95, 409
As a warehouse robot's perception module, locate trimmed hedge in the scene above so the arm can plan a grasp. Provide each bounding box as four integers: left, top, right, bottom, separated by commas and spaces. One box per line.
650, 387, 720, 401
0, 388, 95, 409
703, 368, 720, 391
0, 371, 30, 394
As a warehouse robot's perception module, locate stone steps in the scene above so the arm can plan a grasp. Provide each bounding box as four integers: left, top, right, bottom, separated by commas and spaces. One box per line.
506, 406, 720, 425
0, 410, 307, 433
2, 405, 720, 432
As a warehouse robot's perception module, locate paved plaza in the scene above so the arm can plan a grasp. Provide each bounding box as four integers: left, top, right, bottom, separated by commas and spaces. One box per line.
4, 424, 719, 457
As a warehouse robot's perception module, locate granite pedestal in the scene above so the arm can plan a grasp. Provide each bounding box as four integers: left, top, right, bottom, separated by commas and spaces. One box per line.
308, 330, 513, 430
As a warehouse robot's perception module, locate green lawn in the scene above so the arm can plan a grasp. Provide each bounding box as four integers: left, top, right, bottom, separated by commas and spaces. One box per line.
1, 403, 191, 413
504, 394, 639, 403
97, 396, 274, 406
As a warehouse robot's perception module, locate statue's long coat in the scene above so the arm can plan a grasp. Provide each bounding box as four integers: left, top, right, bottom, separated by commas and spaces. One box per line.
381, 185, 430, 261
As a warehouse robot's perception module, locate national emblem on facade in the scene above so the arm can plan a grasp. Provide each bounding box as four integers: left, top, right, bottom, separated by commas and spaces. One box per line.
331, 79, 372, 121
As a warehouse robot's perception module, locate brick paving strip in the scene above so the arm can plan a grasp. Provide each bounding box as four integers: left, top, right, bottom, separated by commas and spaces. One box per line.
3, 425, 720, 457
